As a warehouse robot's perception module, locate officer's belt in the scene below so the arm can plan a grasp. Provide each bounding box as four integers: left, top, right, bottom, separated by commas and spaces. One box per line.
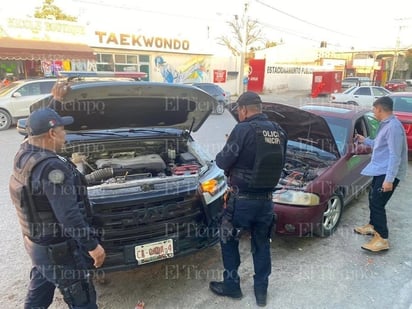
234, 192, 273, 200
24, 235, 74, 253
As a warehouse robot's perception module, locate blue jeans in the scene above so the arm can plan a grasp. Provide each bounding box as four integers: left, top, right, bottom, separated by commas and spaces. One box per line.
220, 197, 274, 292
369, 175, 400, 239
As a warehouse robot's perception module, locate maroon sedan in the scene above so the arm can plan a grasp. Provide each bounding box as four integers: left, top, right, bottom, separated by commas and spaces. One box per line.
388, 93, 412, 154
229, 102, 378, 237
385, 79, 407, 92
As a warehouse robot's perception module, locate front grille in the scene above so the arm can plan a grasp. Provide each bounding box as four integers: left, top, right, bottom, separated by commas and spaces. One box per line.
93, 191, 205, 248
88, 176, 222, 270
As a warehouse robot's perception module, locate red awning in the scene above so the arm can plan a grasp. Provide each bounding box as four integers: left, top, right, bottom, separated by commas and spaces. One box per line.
0, 38, 95, 61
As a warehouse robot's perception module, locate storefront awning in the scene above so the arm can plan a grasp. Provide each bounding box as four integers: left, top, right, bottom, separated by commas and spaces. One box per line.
0, 38, 96, 61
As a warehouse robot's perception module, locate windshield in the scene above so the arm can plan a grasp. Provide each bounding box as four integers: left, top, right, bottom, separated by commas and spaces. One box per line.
287, 140, 337, 161
322, 116, 350, 155
0, 81, 22, 96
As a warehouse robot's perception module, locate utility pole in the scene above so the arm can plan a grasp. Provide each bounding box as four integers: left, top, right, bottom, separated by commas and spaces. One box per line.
389, 17, 411, 80
237, 2, 249, 96
389, 25, 402, 81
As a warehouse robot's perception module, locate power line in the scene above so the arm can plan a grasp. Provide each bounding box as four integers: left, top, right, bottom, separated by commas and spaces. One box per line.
254, 0, 356, 38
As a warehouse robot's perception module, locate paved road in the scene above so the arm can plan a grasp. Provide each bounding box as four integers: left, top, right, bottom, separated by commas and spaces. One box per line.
0, 102, 411, 309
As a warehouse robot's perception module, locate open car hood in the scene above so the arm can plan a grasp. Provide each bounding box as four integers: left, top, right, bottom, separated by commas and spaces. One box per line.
30, 82, 215, 132
228, 102, 340, 158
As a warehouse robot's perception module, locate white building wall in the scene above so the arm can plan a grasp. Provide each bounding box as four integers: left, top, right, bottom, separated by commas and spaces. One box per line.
255, 44, 335, 93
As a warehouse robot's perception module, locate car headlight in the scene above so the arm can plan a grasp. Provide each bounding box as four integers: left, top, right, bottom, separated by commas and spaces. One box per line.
200, 174, 225, 196
273, 190, 320, 206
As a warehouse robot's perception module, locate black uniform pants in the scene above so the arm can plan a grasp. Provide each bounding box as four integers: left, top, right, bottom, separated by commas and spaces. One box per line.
220, 197, 273, 292
23, 237, 97, 309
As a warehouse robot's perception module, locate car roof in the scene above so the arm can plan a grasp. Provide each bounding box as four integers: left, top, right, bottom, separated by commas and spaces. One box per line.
343, 77, 370, 80
388, 92, 412, 97
301, 103, 370, 120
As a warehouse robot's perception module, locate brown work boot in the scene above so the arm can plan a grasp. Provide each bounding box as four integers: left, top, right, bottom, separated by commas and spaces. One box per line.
361, 232, 389, 252
354, 223, 375, 235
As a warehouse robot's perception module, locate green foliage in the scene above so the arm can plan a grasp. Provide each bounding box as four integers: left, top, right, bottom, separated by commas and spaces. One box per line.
34, 0, 77, 22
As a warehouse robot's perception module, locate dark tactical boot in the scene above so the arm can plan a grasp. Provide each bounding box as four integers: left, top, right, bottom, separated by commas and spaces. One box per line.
254, 287, 267, 307
209, 281, 242, 299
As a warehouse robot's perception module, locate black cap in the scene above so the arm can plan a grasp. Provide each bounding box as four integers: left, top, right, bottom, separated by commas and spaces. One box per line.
233, 91, 262, 109
26, 108, 74, 136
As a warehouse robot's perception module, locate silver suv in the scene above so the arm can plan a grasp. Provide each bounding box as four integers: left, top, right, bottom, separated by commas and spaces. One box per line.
341, 77, 372, 89
0, 79, 56, 130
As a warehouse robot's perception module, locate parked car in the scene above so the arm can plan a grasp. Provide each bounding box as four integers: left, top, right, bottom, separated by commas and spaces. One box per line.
384, 79, 407, 92
341, 77, 372, 89
405, 79, 412, 86
191, 83, 230, 115
388, 92, 412, 154
20, 81, 227, 271
330, 86, 391, 107
0, 78, 57, 130
228, 102, 378, 237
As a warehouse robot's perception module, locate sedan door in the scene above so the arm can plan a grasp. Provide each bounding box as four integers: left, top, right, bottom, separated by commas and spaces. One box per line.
351, 87, 373, 106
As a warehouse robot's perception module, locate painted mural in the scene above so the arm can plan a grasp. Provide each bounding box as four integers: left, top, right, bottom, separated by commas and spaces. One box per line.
154, 55, 208, 83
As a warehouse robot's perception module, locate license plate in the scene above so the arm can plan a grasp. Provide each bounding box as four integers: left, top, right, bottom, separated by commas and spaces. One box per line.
135, 239, 174, 265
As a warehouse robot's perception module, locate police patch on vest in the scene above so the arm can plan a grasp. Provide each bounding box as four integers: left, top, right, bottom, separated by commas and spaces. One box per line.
262, 130, 281, 144
48, 169, 65, 184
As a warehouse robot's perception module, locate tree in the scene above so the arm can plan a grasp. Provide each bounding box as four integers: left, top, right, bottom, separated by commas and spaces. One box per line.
34, 0, 77, 22
216, 16, 267, 57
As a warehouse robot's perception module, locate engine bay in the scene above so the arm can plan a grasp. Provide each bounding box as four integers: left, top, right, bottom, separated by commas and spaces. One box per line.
62, 138, 207, 186
278, 152, 332, 188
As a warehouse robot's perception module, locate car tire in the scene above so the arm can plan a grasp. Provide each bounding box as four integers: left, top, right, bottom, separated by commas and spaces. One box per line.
214, 102, 225, 115
0, 109, 12, 131
313, 193, 343, 237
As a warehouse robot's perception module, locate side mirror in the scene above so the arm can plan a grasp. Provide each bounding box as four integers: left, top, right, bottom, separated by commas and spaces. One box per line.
12, 91, 22, 98
17, 118, 27, 136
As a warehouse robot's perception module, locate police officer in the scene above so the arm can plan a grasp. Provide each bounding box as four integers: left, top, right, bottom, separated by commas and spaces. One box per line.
9, 85, 105, 309
209, 92, 287, 307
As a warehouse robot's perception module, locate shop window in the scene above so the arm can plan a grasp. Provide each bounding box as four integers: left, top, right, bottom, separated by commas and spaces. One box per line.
139, 64, 149, 81
115, 64, 138, 72
96, 53, 150, 80
139, 55, 149, 62
127, 55, 138, 64
115, 54, 126, 63
100, 54, 113, 63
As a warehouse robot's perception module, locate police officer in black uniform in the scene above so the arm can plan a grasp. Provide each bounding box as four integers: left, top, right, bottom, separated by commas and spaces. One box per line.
209, 92, 287, 307
9, 83, 105, 309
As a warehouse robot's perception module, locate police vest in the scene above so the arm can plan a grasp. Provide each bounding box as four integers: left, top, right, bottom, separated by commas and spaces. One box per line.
9, 146, 91, 241
232, 121, 286, 190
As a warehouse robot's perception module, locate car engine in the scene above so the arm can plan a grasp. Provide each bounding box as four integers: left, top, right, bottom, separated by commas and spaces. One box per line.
63, 137, 208, 187
278, 153, 332, 188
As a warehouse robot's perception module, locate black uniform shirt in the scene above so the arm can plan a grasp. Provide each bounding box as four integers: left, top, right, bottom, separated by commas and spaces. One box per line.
20, 142, 98, 251
216, 113, 273, 192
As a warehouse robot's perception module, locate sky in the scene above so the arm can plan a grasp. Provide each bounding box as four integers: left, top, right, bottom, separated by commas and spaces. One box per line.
1, 0, 412, 51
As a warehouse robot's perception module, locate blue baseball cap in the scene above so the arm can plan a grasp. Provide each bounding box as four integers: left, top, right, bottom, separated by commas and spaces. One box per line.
26, 108, 73, 136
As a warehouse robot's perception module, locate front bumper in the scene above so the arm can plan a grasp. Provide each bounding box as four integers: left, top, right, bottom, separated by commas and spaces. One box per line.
274, 202, 325, 236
